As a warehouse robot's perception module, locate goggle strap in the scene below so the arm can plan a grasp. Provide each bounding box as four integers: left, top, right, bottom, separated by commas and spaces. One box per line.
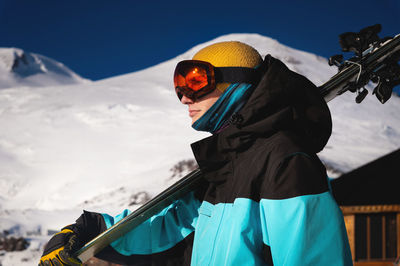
214, 67, 262, 85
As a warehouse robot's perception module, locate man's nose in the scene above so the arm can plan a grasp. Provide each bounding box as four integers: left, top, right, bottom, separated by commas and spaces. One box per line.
180, 95, 194, 104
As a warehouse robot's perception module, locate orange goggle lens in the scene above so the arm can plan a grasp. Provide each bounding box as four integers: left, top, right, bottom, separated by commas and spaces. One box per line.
185, 67, 208, 91
174, 60, 262, 101
174, 60, 216, 101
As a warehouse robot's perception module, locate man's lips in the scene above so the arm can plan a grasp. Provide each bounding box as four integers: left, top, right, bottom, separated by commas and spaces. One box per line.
189, 110, 200, 117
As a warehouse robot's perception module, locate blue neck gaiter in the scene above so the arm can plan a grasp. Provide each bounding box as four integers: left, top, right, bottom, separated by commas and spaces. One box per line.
192, 83, 255, 133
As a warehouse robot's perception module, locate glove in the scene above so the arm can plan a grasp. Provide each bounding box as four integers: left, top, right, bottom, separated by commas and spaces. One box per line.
39, 226, 82, 266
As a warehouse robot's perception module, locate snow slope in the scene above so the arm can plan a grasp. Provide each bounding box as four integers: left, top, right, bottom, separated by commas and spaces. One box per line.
0, 48, 89, 89
0, 34, 399, 265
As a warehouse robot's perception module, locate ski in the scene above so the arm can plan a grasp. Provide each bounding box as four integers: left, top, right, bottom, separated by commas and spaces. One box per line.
75, 25, 400, 263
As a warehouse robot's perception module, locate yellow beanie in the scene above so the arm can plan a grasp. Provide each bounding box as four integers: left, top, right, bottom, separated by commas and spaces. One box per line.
192, 41, 263, 92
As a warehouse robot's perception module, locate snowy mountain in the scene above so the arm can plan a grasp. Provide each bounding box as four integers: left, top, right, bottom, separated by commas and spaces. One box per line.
0, 34, 399, 265
0, 48, 89, 89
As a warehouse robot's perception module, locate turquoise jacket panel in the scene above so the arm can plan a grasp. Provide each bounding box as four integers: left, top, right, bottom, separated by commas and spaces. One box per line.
102, 191, 352, 265
260, 192, 352, 266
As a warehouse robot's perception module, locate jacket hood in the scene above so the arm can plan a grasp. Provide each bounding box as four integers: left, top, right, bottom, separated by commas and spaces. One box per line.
192, 55, 332, 169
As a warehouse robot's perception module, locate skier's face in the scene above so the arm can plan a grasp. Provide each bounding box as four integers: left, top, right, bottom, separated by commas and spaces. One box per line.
180, 88, 222, 124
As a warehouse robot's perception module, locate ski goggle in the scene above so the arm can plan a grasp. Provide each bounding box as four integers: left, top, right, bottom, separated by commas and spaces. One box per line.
173, 60, 262, 101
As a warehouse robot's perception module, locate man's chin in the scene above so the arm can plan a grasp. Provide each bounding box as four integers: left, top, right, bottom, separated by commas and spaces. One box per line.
191, 114, 203, 125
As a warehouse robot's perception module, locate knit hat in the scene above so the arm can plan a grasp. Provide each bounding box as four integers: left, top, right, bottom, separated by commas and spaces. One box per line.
192, 41, 263, 92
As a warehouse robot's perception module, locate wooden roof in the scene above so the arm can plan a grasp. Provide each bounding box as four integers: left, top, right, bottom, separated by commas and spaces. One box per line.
331, 149, 400, 206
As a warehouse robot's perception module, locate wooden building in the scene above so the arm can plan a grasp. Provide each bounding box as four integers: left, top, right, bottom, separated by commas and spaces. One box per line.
332, 149, 400, 265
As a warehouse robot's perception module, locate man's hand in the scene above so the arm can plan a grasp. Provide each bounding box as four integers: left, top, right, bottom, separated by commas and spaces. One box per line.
39, 227, 82, 266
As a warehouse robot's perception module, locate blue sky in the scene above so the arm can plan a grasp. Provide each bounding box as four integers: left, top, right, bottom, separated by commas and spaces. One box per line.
0, 0, 399, 81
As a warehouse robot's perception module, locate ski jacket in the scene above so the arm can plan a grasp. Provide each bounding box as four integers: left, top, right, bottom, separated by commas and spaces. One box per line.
74, 55, 353, 265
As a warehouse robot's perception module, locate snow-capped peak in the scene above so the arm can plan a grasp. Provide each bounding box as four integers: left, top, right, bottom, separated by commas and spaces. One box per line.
0, 48, 90, 89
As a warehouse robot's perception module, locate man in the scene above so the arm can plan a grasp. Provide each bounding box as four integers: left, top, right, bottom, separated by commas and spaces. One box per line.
39, 41, 352, 265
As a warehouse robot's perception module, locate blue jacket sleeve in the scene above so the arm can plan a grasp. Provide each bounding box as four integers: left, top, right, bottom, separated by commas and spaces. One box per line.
101, 191, 201, 256
259, 153, 353, 265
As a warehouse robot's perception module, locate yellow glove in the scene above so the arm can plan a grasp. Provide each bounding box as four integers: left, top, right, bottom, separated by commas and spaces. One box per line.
39, 227, 82, 266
